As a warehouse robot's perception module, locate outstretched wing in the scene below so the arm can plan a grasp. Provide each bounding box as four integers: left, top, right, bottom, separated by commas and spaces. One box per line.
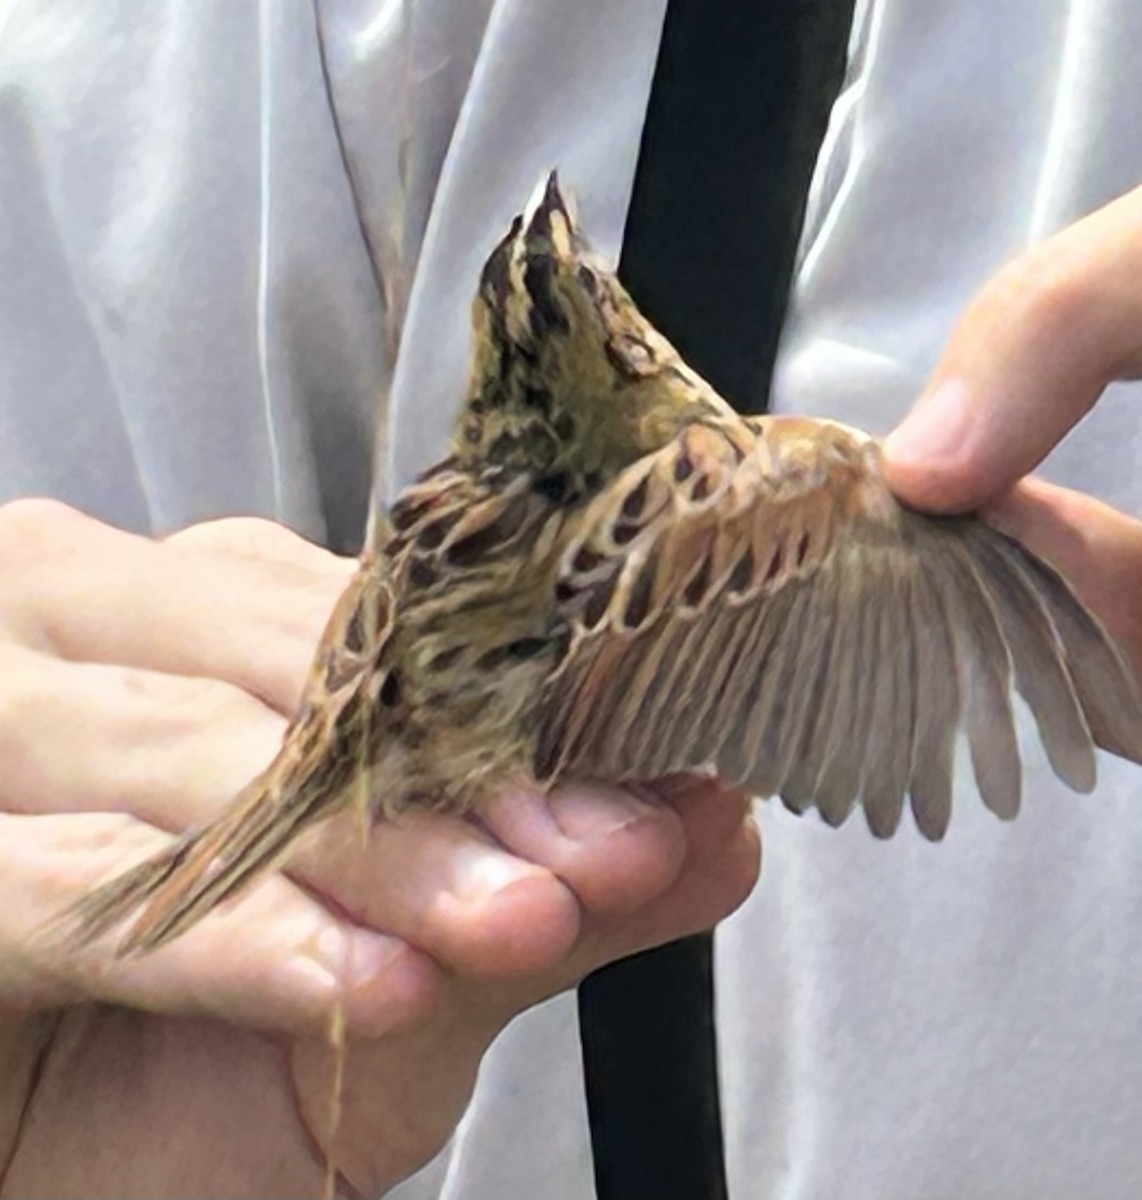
535, 417, 1142, 840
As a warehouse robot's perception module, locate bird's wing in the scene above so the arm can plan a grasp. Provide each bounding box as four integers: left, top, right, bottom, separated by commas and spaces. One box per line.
535, 416, 1142, 839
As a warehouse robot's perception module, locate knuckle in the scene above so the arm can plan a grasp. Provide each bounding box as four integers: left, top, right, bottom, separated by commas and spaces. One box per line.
166, 517, 354, 584
166, 516, 332, 567
110, 663, 268, 733
0, 497, 85, 554
165, 515, 281, 552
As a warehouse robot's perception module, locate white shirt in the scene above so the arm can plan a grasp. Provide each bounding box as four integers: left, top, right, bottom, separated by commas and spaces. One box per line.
2, 2, 1141, 1197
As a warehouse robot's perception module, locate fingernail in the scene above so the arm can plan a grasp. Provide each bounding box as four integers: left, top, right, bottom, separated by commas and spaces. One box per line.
883, 378, 971, 465
452, 842, 540, 900
318, 924, 403, 989
546, 784, 658, 840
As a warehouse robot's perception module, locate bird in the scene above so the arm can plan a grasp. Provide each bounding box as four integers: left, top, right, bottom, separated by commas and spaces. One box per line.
62, 171, 1142, 956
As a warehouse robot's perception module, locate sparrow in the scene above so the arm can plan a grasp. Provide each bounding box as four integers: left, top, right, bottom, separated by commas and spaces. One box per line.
64, 172, 1142, 955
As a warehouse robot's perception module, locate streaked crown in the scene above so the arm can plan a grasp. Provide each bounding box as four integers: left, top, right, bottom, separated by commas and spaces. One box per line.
454, 172, 736, 502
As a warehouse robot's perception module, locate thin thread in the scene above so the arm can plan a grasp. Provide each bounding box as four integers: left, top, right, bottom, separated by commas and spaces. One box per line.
255, 0, 285, 517
322, 999, 348, 1200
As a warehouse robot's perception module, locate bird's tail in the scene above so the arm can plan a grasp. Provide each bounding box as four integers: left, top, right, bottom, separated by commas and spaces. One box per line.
58, 558, 393, 956
59, 735, 359, 956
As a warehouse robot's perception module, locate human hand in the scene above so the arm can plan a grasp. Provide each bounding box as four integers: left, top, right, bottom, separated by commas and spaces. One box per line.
882, 184, 1142, 675
0, 501, 759, 1198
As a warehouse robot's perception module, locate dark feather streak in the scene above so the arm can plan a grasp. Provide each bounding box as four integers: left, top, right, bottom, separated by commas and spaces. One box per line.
684, 556, 712, 607
380, 672, 402, 707
621, 477, 649, 520
446, 496, 530, 566
535, 471, 574, 503
727, 548, 754, 595
409, 558, 438, 589
523, 256, 571, 338
623, 565, 655, 629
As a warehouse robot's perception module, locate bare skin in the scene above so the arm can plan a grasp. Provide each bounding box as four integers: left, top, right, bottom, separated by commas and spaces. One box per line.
1, 184, 1141, 1198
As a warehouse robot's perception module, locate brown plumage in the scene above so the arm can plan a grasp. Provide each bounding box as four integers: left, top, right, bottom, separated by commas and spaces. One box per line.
63, 172, 1142, 955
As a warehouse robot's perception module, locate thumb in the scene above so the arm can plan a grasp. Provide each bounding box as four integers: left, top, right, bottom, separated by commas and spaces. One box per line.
883, 185, 1142, 513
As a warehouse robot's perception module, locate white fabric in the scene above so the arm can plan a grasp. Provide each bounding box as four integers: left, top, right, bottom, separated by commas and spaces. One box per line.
2, 1, 1141, 1197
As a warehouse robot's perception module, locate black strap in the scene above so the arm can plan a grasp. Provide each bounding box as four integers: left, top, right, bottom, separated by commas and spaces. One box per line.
577, 3, 856, 1198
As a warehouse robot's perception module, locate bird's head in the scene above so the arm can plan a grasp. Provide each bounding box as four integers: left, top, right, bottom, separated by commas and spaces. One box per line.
455, 172, 730, 499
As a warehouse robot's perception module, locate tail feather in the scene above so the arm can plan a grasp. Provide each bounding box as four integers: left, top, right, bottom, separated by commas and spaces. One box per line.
62, 770, 343, 957
60, 833, 199, 950
61, 587, 388, 956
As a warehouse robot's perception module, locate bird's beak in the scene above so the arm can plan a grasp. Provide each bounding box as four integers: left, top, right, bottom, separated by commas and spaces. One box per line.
522, 169, 580, 249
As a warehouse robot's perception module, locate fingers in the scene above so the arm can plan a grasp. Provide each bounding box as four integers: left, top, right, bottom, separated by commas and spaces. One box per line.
290, 782, 687, 979
0, 637, 444, 1038
164, 516, 357, 578
559, 777, 760, 981
986, 477, 1142, 676
883, 184, 1142, 512
290, 777, 760, 1197
0, 813, 441, 1038
0, 502, 350, 715
0, 642, 283, 824
318, 776, 753, 993
0, 507, 440, 1040
284, 774, 745, 992
297, 809, 584, 978
478, 783, 687, 914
